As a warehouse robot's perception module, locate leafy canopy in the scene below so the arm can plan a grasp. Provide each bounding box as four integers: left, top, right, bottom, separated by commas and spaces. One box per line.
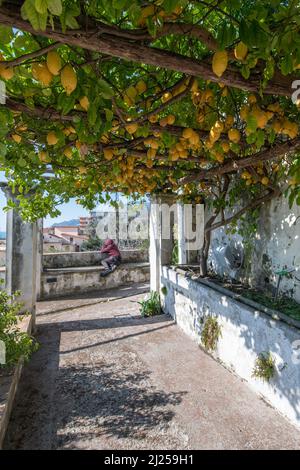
0, 0, 300, 219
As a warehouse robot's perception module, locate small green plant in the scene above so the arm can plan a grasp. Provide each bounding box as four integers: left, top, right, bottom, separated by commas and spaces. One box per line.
171, 240, 179, 265
138, 291, 162, 317
252, 352, 275, 382
0, 284, 39, 370
161, 286, 167, 296
201, 315, 222, 351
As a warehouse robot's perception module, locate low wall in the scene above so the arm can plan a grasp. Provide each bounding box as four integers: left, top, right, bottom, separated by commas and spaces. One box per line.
0, 251, 5, 267
43, 249, 148, 269
162, 266, 300, 428
41, 262, 150, 299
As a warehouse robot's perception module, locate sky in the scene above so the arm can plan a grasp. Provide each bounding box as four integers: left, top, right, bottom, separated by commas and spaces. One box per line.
0, 190, 90, 231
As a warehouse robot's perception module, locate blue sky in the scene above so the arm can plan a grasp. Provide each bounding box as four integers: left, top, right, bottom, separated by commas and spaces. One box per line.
0, 190, 90, 231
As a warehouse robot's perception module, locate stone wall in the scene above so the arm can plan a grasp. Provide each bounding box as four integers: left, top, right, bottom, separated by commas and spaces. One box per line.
209, 195, 300, 302
161, 266, 300, 428
43, 249, 148, 269
41, 262, 150, 299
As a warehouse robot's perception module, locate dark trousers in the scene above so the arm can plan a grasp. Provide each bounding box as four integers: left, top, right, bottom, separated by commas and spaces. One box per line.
101, 255, 121, 271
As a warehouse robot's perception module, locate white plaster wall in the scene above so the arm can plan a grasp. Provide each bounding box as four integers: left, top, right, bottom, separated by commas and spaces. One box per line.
162, 267, 300, 428
209, 195, 300, 302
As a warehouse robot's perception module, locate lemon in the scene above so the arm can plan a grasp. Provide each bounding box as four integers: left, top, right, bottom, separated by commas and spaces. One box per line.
63, 147, 73, 158
234, 42, 248, 61
47, 131, 58, 145
167, 115, 175, 125
261, 176, 270, 186
38, 150, 49, 162
12, 134, 21, 143
46, 50, 61, 76
221, 141, 230, 153
149, 114, 158, 123
182, 128, 194, 139
60, 65, 77, 95
162, 92, 172, 103
103, 148, 114, 160
0, 64, 14, 80
79, 96, 90, 111
159, 117, 168, 127
228, 128, 241, 143
125, 123, 138, 134
136, 80, 147, 94
212, 50, 228, 78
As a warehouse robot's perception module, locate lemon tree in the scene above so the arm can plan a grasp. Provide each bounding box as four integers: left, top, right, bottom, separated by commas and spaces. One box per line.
0, 0, 300, 273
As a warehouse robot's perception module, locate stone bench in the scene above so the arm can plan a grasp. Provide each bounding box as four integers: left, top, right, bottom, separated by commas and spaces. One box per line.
41, 262, 150, 299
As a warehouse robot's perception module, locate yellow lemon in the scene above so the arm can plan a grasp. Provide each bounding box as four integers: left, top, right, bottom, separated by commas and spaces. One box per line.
234, 42, 248, 61
79, 96, 90, 111
60, 64, 77, 95
212, 50, 228, 78
228, 128, 241, 143
46, 50, 61, 76
47, 131, 58, 145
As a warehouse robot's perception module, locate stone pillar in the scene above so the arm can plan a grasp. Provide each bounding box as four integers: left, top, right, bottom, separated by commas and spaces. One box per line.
177, 202, 205, 265
4, 188, 38, 324
149, 194, 175, 292
36, 219, 43, 301
177, 202, 187, 265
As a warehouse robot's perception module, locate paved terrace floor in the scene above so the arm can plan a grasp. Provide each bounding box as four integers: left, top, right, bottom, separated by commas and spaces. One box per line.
4, 283, 300, 450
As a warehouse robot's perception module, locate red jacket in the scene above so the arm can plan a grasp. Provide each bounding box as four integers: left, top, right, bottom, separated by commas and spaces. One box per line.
100, 239, 121, 258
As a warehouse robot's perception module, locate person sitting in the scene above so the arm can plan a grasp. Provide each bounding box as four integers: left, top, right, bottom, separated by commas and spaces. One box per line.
100, 238, 122, 276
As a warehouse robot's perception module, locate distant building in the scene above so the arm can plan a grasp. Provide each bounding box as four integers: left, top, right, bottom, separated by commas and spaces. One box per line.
43, 225, 88, 252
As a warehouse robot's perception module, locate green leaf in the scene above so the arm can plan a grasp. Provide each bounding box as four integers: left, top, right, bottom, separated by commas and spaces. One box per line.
21, 0, 48, 30
88, 102, 97, 125
0, 26, 13, 44
163, 0, 180, 13
0, 142, 7, 157
112, 0, 128, 9
104, 108, 113, 122
48, 0, 62, 15
246, 114, 258, 133
35, 0, 48, 14
98, 79, 114, 99
127, 4, 141, 24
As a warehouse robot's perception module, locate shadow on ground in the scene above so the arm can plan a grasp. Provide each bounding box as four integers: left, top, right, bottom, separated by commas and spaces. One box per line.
4, 304, 186, 450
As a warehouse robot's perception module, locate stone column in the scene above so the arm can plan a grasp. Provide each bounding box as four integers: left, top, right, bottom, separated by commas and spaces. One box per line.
177, 202, 205, 265
177, 202, 187, 265
4, 188, 38, 324
149, 194, 175, 292
35, 218, 43, 301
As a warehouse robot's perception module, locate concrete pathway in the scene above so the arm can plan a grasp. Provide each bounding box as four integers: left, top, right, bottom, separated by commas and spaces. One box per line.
4, 284, 300, 449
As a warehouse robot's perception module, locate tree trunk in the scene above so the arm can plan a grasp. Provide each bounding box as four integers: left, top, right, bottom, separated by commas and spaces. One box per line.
199, 214, 218, 277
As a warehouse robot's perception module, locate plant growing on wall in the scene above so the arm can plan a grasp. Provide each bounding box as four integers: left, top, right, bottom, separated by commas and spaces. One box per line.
0, 285, 39, 369
139, 291, 161, 317
252, 351, 276, 382
201, 315, 222, 352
